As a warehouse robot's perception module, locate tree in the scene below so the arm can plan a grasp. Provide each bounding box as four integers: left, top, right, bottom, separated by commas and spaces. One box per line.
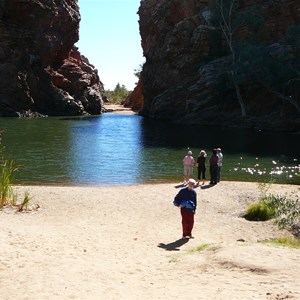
105, 83, 130, 104
213, 0, 264, 117
133, 63, 144, 85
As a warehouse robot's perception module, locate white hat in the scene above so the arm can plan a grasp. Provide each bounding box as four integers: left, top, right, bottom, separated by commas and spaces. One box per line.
188, 150, 192, 155
188, 179, 196, 185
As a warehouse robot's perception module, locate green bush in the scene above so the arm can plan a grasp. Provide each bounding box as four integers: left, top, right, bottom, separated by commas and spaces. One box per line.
243, 198, 276, 221
243, 189, 300, 237
267, 192, 300, 236
106, 83, 130, 104
0, 159, 20, 208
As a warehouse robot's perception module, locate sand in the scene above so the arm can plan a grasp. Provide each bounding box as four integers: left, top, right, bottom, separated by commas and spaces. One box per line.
0, 181, 299, 300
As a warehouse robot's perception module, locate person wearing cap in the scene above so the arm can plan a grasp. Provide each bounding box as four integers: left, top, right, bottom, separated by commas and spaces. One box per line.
173, 178, 197, 239
209, 148, 219, 185
216, 148, 223, 182
182, 150, 195, 185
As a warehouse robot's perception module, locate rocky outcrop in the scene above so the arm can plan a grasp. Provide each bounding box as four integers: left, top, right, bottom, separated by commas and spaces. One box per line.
0, 0, 104, 117
137, 0, 300, 131
123, 81, 143, 112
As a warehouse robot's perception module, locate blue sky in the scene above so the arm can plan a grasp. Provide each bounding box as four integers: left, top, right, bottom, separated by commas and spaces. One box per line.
76, 0, 144, 91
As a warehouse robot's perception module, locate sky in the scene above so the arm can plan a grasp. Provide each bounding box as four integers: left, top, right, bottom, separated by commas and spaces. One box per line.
76, 0, 144, 91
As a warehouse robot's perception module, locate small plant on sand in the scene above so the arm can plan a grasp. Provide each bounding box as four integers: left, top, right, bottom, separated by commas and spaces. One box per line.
0, 138, 34, 211
257, 178, 275, 198
188, 243, 210, 253
0, 158, 20, 208
243, 198, 276, 221
262, 236, 300, 249
18, 191, 31, 212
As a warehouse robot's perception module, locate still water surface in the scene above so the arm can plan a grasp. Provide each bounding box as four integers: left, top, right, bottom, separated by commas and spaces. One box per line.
0, 113, 299, 185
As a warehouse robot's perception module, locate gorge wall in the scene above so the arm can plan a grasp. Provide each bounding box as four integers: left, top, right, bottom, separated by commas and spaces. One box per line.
0, 0, 104, 117
137, 0, 300, 131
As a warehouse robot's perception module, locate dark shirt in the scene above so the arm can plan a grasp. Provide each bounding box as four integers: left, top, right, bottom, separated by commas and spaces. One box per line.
174, 187, 197, 212
209, 154, 219, 166
197, 156, 206, 168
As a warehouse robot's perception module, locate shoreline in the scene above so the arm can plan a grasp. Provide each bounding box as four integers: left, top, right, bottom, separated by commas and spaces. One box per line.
1, 181, 300, 300
12, 177, 300, 187
103, 103, 135, 114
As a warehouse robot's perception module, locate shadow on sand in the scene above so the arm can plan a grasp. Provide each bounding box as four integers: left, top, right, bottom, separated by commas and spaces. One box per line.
157, 238, 189, 251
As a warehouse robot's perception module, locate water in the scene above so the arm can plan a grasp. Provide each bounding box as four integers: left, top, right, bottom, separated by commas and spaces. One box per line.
0, 113, 299, 186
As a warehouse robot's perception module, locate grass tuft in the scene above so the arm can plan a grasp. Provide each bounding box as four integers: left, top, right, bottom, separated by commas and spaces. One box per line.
188, 243, 210, 253
262, 236, 300, 249
243, 198, 276, 221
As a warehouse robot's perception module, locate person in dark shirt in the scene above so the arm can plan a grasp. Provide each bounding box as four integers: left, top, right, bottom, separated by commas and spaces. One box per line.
196, 150, 207, 185
173, 178, 197, 239
209, 148, 219, 185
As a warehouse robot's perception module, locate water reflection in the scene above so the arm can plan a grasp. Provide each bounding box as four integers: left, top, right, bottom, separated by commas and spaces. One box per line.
69, 114, 143, 185
0, 113, 298, 185
140, 117, 299, 156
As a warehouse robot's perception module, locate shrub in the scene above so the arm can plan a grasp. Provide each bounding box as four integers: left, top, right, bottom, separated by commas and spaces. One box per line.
243, 188, 300, 237
267, 191, 300, 237
243, 198, 276, 221
106, 83, 130, 104
0, 159, 20, 208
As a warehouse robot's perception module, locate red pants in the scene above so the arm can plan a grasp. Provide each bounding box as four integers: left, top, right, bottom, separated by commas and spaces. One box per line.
181, 208, 195, 237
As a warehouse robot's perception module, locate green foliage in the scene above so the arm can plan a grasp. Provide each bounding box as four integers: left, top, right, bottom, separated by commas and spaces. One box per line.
105, 83, 130, 104
243, 198, 276, 221
0, 157, 20, 208
267, 191, 300, 236
244, 188, 300, 237
0, 137, 32, 210
133, 64, 143, 81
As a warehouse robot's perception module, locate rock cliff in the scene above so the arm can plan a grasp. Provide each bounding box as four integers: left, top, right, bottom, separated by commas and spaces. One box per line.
137, 0, 300, 131
0, 0, 104, 117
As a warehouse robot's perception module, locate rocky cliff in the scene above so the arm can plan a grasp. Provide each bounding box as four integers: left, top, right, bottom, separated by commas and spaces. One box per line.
137, 0, 300, 131
0, 0, 104, 117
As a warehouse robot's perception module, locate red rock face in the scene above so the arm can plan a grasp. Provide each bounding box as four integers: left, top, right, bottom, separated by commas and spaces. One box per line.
124, 81, 143, 112
137, 0, 300, 131
0, 0, 104, 116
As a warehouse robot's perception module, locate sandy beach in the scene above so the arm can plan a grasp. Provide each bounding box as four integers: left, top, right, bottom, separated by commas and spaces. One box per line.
1, 181, 300, 300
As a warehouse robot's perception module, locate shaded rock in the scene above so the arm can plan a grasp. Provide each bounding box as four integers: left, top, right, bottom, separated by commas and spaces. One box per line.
138, 0, 300, 131
0, 0, 104, 117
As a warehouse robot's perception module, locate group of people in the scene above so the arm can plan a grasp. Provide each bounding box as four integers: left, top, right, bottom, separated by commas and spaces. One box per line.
173, 148, 223, 239
182, 148, 223, 186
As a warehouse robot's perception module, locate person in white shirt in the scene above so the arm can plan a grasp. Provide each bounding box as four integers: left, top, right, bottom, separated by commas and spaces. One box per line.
182, 150, 195, 185
216, 148, 223, 183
